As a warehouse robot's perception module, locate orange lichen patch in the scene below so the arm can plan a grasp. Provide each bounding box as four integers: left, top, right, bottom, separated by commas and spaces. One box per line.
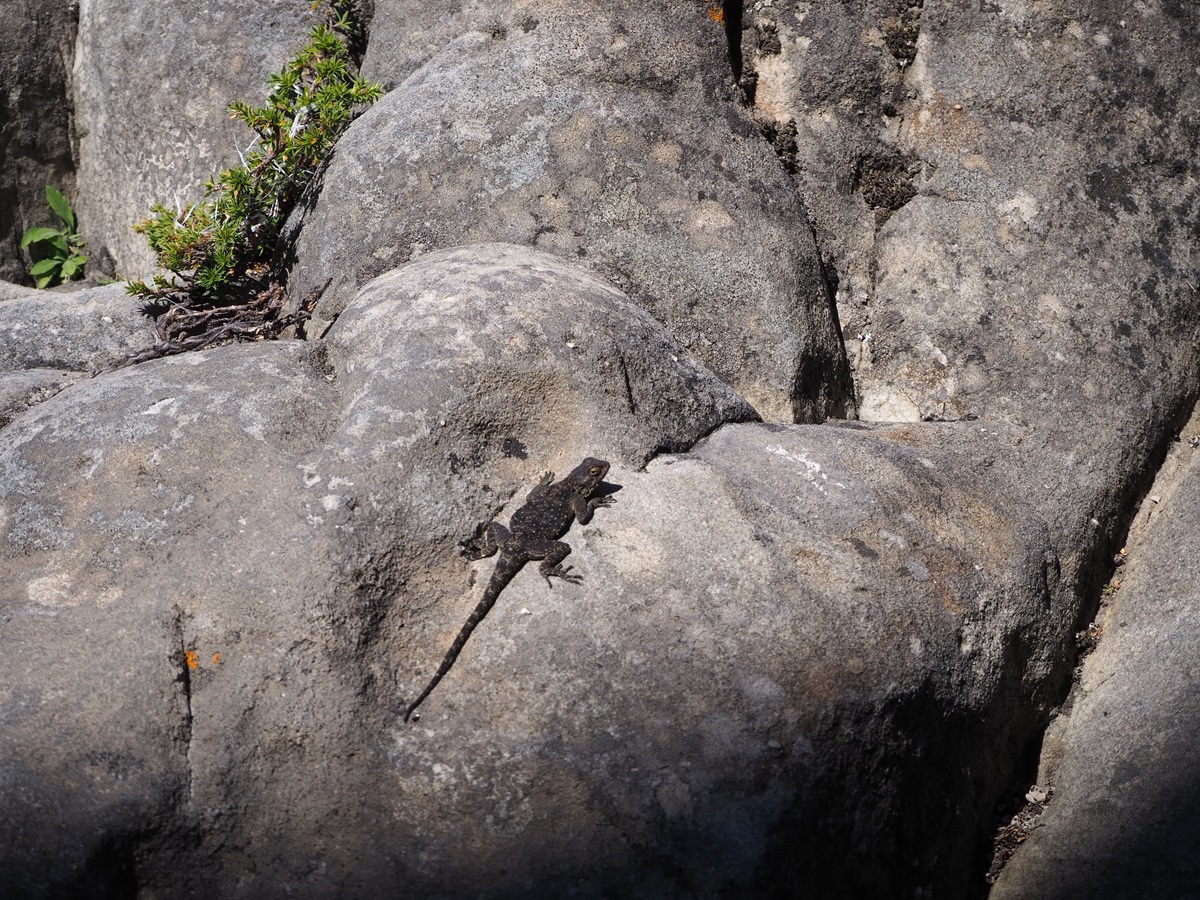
184, 650, 199, 670
211, 652, 221, 665
707, 4, 725, 25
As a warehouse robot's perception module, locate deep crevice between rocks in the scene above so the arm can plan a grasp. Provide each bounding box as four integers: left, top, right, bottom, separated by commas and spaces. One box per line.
805, 222, 859, 422
717, 5, 859, 423
977, 387, 1200, 893
60, 831, 140, 899
722, 0, 747, 92
172, 611, 194, 744
339, 0, 374, 68
3, 2, 82, 286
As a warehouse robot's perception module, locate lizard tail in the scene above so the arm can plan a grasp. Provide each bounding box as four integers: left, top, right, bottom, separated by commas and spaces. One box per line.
403, 592, 499, 722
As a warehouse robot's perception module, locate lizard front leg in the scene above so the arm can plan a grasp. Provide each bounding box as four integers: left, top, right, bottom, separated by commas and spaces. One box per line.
571, 491, 614, 525
525, 470, 556, 503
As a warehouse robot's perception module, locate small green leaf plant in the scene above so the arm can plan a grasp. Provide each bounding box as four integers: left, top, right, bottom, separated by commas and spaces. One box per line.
21, 185, 88, 288
123, 0, 381, 357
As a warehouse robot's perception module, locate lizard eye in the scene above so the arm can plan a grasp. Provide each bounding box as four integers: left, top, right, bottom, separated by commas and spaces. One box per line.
589, 467, 600, 476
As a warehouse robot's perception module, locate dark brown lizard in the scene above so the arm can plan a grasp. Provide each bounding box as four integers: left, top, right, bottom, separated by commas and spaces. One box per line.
403, 457, 614, 721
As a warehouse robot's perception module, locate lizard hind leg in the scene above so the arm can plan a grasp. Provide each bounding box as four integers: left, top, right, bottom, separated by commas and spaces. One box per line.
542, 564, 581, 586
460, 521, 508, 560
532, 538, 580, 587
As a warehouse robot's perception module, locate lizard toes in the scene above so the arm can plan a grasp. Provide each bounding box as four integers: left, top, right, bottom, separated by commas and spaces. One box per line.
543, 564, 582, 586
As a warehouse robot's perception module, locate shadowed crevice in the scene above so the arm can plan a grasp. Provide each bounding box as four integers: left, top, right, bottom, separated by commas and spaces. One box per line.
722, 0, 745, 84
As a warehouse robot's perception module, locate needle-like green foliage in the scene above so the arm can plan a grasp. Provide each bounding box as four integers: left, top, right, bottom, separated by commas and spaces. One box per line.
127, 1, 382, 301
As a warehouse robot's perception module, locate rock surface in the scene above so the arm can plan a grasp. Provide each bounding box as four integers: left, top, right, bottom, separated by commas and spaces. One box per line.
72, 0, 318, 279
743, 0, 1200, 580
739, 11, 1200, 887
358, 0, 504, 87
0, 1, 78, 284
0, 259, 1063, 894
287, 1, 853, 422
0, 282, 156, 425
0, 283, 153, 373
324, 243, 757, 469
990, 428, 1200, 900
2, 1, 1200, 897
0, 246, 763, 896
747, 0, 1200, 430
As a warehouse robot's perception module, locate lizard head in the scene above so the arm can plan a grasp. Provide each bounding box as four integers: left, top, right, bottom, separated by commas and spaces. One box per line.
568, 457, 610, 492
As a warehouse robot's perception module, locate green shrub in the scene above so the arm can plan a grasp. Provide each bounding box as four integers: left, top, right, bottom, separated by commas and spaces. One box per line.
128, 1, 381, 304
21, 186, 88, 288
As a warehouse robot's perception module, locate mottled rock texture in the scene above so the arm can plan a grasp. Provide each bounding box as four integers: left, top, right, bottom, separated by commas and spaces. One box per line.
991, 423, 1200, 900
745, 0, 1200, 429
0, 247, 759, 896
1, 1, 1199, 898
0, 0, 77, 284
0, 250, 1063, 894
72, 0, 318, 279
287, 1, 854, 422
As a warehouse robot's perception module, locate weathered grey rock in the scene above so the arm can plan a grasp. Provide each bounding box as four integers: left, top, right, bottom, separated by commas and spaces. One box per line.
0, 402, 1058, 899
289, 1, 853, 422
0, 0, 77, 284
0, 367, 88, 429
744, 10, 1200, 850
359, 0, 503, 87
747, 0, 1200, 431
380, 421, 1067, 899
72, 0, 318, 278
0, 242, 1068, 898
742, 0, 1200, 597
0, 280, 40, 303
0, 282, 156, 422
326, 244, 757, 469
737, 0, 920, 372
0, 341, 348, 898
991, 430, 1200, 900
0, 283, 153, 373
3, 1, 1199, 895
0, 245, 758, 896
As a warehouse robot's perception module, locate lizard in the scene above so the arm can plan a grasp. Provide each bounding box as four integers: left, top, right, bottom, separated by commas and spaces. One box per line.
403, 457, 614, 722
